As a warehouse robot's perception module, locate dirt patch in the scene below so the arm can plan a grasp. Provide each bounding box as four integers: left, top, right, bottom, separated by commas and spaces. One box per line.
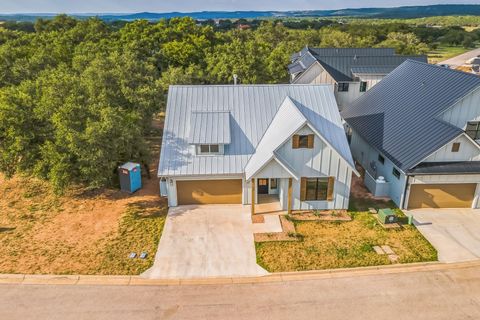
254, 216, 298, 242
289, 210, 351, 221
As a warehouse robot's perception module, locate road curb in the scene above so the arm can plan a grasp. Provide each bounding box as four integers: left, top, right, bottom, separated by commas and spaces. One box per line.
1, 260, 479, 286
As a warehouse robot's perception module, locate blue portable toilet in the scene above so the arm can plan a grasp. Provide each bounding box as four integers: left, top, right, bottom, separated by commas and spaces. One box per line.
118, 162, 142, 193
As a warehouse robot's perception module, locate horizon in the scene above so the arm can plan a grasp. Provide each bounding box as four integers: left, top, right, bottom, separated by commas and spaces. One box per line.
1, 1, 478, 14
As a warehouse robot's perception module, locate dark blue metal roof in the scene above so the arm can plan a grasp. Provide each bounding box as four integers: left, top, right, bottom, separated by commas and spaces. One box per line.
342, 60, 480, 172
289, 47, 428, 82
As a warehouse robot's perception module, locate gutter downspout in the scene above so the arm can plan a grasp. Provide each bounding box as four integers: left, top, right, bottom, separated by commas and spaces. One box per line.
401, 175, 411, 210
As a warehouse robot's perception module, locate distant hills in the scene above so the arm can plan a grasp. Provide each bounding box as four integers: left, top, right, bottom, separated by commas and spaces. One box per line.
1, 4, 480, 22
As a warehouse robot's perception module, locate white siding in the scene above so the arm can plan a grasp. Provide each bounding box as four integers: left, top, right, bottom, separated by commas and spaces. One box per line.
255, 160, 294, 179
350, 130, 407, 207
275, 125, 352, 210
441, 87, 480, 129
336, 82, 361, 109
424, 135, 480, 162
358, 74, 385, 89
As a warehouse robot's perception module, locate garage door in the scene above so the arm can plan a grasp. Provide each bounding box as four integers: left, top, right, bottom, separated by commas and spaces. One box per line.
177, 180, 242, 205
408, 184, 476, 209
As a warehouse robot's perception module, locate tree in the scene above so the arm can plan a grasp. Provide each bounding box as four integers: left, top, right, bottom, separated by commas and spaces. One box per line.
376, 32, 429, 55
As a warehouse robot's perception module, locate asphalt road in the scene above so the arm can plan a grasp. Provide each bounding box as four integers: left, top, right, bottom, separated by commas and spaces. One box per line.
439, 47, 480, 67
2, 264, 480, 320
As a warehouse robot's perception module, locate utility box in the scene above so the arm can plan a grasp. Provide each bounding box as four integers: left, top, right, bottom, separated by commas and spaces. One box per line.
378, 208, 397, 224
118, 162, 142, 193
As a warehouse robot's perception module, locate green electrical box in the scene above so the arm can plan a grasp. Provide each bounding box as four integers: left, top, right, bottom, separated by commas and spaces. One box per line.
378, 209, 397, 224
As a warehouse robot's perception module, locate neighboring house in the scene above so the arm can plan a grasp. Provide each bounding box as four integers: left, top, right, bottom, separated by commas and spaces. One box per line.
342, 60, 480, 210
289, 47, 428, 109
158, 85, 358, 212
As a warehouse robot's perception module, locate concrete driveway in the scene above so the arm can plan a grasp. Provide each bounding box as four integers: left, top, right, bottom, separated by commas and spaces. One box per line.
407, 208, 480, 263
142, 205, 267, 279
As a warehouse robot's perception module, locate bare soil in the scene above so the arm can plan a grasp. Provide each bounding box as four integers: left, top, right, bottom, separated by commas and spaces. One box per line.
0, 115, 166, 275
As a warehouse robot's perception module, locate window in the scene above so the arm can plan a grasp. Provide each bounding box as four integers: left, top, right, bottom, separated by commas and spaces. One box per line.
293, 134, 314, 149
451, 142, 461, 152
338, 82, 349, 92
466, 122, 480, 140
270, 179, 277, 189
392, 168, 401, 179
378, 154, 385, 165
360, 81, 368, 92
301, 177, 334, 201
199, 144, 220, 154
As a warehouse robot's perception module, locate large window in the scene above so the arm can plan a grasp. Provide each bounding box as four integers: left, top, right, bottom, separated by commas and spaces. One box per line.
199, 144, 220, 154
338, 83, 349, 92
466, 122, 480, 140
301, 177, 334, 201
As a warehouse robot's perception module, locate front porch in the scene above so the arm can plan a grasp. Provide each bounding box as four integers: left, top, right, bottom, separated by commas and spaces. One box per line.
250, 178, 293, 216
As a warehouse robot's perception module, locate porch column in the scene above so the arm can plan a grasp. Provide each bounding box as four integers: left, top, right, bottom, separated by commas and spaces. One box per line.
251, 178, 255, 215
287, 178, 293, 214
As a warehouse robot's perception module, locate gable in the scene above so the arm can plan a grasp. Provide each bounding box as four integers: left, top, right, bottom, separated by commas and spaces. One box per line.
293, 62, 336, 85
255, 158, 297, 179
423, 134, 480, 163
440, 87, 480, 130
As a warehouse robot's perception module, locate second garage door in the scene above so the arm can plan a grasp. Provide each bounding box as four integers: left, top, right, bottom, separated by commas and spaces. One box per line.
177, 179, 242, 205
408, 183, 476, 209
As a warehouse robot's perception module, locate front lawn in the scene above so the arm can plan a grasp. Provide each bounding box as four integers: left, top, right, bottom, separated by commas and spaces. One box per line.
256, 211, 437, 272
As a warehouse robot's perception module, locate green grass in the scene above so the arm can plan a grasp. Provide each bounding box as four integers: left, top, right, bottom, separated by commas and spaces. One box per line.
256, 212, 437, 272
92, 202, 167, 275
428, 45, 477, 64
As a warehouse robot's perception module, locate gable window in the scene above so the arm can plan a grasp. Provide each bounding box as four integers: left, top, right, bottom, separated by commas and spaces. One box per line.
392, 168, 401, 179
378, 154, 385, 165
199, 144, 220, 154
451, 142, 460, 152
338, 83, 349, 92
292, 134, 314, 149
359, 81, 368, 92
300, 177, 334, 201
466, 122, 480, 140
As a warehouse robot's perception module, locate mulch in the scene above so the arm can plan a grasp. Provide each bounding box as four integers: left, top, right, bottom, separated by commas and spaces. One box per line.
254, 216, 298, 243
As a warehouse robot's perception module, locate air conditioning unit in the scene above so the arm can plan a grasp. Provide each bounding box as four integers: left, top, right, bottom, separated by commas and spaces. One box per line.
378, 209, 397, 224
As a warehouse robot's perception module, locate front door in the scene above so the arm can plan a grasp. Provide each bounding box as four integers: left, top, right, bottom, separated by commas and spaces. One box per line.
257, 179, 269, 194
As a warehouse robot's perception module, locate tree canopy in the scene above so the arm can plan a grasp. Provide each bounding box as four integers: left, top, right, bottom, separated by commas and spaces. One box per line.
0, 15, 477, 192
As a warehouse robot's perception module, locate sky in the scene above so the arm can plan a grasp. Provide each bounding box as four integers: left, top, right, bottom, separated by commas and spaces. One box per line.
0, 0, 478, 14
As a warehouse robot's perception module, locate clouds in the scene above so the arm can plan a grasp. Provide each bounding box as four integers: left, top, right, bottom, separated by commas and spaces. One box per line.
2, 0, 479, 14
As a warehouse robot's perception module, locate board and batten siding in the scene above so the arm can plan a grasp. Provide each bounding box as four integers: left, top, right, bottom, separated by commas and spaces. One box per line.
441, 87, 480, 130
293, 62, 337, 85
350, 129, 407, 207
275, 125, 352, 210
423, 134, 480, 162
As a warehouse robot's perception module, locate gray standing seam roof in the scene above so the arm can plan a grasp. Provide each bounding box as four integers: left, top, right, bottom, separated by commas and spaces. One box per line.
289, 47, 428, 82
189, 111, 231, 145
342, 60, 480, 172
158, 85, 353, 177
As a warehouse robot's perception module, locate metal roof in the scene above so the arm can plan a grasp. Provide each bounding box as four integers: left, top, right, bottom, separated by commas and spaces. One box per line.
407, 161, 480, 175
342, 60, 480, 172
158, 85, 354, 177
289, 47, 428, 82
351, 66, 398, 75
189, 111, 231, 145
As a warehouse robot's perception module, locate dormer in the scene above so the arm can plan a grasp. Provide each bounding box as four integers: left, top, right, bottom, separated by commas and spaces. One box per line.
189, 111, 231, 156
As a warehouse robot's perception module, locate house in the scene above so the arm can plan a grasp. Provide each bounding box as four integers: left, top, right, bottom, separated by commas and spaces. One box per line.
158, 85, 358, 212
288, 47, 428, 109
342, 60, 480, 210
